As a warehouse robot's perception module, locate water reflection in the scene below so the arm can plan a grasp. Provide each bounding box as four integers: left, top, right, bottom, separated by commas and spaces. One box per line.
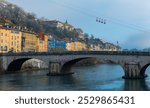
0, 64, 150, 91
46, 75, 82, 91
47, 76, 76, 85
123, 79, 149, 91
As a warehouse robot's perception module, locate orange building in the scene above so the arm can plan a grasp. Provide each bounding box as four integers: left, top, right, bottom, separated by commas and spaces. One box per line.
38, 32, 48, 52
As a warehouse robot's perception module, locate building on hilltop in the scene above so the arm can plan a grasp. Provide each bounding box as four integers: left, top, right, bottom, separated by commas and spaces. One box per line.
46, 20, 74, 31
75, 28, 85, 40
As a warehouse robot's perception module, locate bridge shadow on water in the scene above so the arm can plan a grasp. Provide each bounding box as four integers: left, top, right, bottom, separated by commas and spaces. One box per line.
45, 75, 150, 91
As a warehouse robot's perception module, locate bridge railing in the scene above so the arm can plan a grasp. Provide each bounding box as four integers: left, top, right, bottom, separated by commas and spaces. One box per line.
1, 51, 150, 56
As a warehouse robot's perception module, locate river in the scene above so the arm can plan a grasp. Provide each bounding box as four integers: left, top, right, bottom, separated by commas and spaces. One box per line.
0, 64, 150, 91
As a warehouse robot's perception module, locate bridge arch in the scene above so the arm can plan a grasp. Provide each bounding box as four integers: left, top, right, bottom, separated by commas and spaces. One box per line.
60, 57, 125, 76
7, 58, 31, 72
60, 57, 92, 73
7, 58, 48, 73
140, 63, 150, 77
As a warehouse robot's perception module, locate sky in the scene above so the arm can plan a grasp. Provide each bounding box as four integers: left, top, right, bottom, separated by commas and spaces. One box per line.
7, 0, 150, 49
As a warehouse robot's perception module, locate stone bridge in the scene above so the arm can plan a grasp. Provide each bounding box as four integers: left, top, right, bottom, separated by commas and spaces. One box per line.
0, 51, 150, 79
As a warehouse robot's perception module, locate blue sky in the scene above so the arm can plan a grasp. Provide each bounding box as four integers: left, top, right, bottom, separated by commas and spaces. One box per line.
7, 0, 150, 49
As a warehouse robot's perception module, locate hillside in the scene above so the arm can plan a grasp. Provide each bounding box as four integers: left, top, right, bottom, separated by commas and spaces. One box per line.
0, 0, 81, 38
0, 0, 120, 50
0, 0, 42, 32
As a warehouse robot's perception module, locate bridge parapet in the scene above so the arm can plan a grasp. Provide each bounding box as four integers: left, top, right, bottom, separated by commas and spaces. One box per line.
1, 51, 150, 56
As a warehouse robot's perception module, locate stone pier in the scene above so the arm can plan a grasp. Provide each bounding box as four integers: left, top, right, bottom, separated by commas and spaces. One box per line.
47, 61, 74, 76
47, 62, 61, 76
122, 62, 147, 79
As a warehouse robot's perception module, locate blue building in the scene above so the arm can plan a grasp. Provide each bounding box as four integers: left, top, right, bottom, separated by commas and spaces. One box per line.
48, 38, 56, 50
48, 38, 66, 51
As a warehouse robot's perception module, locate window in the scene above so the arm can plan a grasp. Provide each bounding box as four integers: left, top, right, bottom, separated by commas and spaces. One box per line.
0, 46, 7, 51
3, 46, 7, 51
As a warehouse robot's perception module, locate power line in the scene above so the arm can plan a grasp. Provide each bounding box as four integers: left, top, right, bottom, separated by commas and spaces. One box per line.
50, 0, 96, 18
50, 0, 150, 33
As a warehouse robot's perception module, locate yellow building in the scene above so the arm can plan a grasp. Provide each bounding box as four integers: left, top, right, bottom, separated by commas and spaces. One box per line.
0, 26, 10, 53
66, 41, 86, 51
0, 26, 49, 53
37, 32, 48, 52
9, 29, 22, 53
0, 26, 22, 53
22, 31, 38, 52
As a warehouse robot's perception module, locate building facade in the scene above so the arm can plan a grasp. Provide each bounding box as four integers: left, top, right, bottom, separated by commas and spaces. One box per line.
66, 41, 86, 51
38, 32, 48, 52
0, 26, 22, 53
48, 38, 66, 52
0, 26, 10, 53
22, 31, 38, 52
9, 29, 22, 53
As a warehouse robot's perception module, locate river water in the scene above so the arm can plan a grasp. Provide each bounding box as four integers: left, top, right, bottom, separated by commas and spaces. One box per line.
0, 64, 150, 91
